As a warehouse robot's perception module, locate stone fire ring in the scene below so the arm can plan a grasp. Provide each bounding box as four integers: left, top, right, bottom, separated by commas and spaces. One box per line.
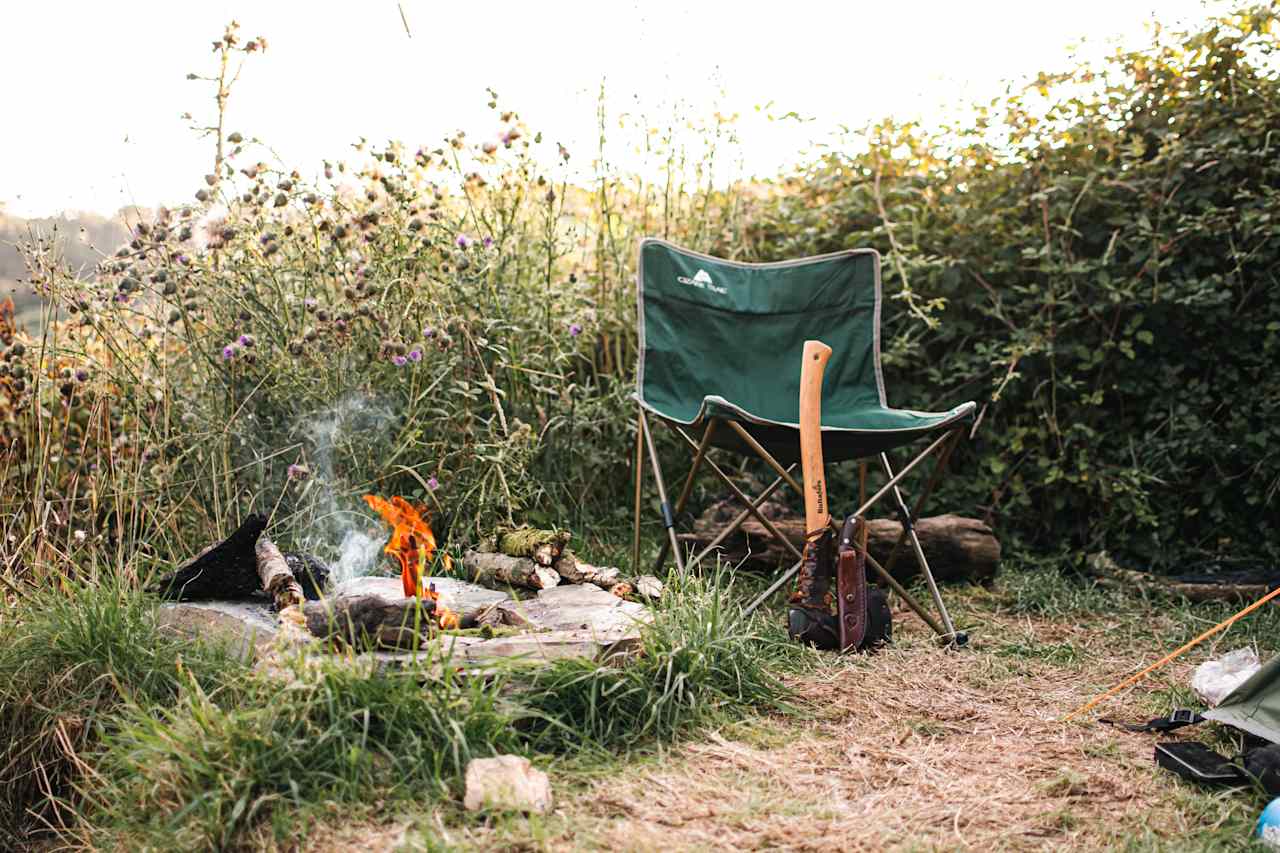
159, 575, 652, 667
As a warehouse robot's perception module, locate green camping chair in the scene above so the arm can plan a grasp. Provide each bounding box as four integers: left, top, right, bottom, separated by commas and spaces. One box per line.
631, 238, 977, 643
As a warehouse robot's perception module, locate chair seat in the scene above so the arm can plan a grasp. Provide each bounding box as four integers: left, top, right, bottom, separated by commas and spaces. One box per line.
644, 395, 976, 464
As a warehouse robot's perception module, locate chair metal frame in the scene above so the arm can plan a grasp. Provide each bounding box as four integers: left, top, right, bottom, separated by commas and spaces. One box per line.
632, 406, 967, 645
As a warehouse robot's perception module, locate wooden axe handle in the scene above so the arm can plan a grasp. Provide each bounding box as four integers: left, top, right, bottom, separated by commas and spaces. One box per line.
799, 340, 833, 534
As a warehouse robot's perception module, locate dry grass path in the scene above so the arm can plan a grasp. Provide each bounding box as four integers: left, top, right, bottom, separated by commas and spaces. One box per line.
306, 578, 1269, 852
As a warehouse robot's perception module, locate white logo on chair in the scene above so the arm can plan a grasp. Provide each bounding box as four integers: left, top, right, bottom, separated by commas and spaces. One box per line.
676, 268, 726, 294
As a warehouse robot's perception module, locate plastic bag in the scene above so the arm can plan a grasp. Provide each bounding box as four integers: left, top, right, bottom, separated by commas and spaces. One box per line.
1192, 647, 1261, 707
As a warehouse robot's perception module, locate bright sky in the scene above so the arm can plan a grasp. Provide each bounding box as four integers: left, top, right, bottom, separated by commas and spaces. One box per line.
2, 0, 1214, 218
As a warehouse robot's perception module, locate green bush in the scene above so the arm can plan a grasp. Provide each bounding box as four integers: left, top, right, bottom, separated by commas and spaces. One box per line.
742, 5, 1280, 567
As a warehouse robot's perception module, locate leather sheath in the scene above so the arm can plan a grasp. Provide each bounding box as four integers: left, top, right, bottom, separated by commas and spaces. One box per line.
836, 515, 868, 651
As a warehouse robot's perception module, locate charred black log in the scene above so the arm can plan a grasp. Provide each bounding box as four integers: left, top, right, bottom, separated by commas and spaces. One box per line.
152, 514, 267, 600
152, 513, 331, 602
284, 553, 330, 600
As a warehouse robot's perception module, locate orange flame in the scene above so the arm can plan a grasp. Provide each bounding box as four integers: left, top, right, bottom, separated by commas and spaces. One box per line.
362, 495, 455, 615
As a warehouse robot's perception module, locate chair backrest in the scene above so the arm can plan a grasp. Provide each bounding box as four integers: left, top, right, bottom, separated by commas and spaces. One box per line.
636, 238, 886, 428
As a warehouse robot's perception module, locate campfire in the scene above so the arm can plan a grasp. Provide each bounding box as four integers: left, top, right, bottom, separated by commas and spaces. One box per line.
363, 494, 459, 628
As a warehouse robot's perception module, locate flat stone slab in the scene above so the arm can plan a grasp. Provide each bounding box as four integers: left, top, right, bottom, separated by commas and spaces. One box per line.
330, 575, 512, 614
500, 584, 649, 641
158, 600, 278, 659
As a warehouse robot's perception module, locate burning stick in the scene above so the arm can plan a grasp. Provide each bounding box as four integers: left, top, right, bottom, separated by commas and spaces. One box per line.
363, 495, 452, 596
364, 494, 461, 628
256, 536, 305, 612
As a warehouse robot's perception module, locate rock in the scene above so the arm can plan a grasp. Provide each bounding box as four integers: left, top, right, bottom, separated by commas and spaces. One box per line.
463, 755, 553, 814
330, 576, 511, 613
633, 574, 664, 600
157, 600, 278, 659
498, 583, 649, 642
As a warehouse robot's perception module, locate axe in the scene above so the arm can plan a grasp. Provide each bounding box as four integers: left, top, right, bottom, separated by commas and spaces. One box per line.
787, 340, 840, 648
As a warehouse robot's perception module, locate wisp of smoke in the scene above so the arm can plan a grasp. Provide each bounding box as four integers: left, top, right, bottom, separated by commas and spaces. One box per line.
295, 393, 396, 581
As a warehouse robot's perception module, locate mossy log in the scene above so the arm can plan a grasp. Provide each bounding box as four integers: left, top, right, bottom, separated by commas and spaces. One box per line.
680, 499, 1000, 583
492, 526, 571, 567
257, 536, 305, 611
463, 549, 560, 590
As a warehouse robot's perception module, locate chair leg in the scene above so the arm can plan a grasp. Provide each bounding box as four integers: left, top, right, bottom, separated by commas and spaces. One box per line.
639, 409, 685, 573
880, 451, 962, 645
632, 406, 644, 576
691, 464, 796, 565
653, 419, 717, 571
672, 426, 803, 563
883, 428, 962, 576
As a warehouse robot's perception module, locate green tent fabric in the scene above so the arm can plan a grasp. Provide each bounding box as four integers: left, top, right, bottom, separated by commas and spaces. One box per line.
637, 238, 975, 463
1205, 655, 1280, 743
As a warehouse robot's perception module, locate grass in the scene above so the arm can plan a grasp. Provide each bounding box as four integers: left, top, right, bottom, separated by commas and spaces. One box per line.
0, 575, 246, 846
5, 548, 1280, 849
371, 561, 1280, 852
0, 557, 790, 849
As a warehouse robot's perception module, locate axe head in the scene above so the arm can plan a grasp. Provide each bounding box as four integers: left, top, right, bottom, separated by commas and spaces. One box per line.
787, 606, 841, 649
788, 528, 839, 649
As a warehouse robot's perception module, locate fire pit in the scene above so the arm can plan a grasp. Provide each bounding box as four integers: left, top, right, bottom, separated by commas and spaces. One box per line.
152, 500, 656, 670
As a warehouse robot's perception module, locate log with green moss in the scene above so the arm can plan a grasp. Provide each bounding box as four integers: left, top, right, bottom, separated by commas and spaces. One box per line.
463, 549, 560, 590
492, 525, 571, 567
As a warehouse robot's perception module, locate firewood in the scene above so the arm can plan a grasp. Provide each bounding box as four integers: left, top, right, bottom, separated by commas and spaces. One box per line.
463, 549, 560, 590
552, 550, 622, 589
1088, 551, 1279, 603
257, 536, 305, 611
492, 526, 571, 567
151, 514, 267, 600
303, 595, 439, 650
679, 499, 1000, 583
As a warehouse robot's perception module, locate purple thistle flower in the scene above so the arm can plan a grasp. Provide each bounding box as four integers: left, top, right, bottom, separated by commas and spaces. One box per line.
427, 476, 439, 491
483, 236, 494, 249
568, 322, 583, 337
423, 326, 435, 338
74, 368, 89, 382
178, 254, 191, 265
222, 343, 237, 360
408, 348, 423, 362
238, 333, 255, 348
287, 463, 309, 481
456, 234, 472, 249
392, 354, 408, 367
